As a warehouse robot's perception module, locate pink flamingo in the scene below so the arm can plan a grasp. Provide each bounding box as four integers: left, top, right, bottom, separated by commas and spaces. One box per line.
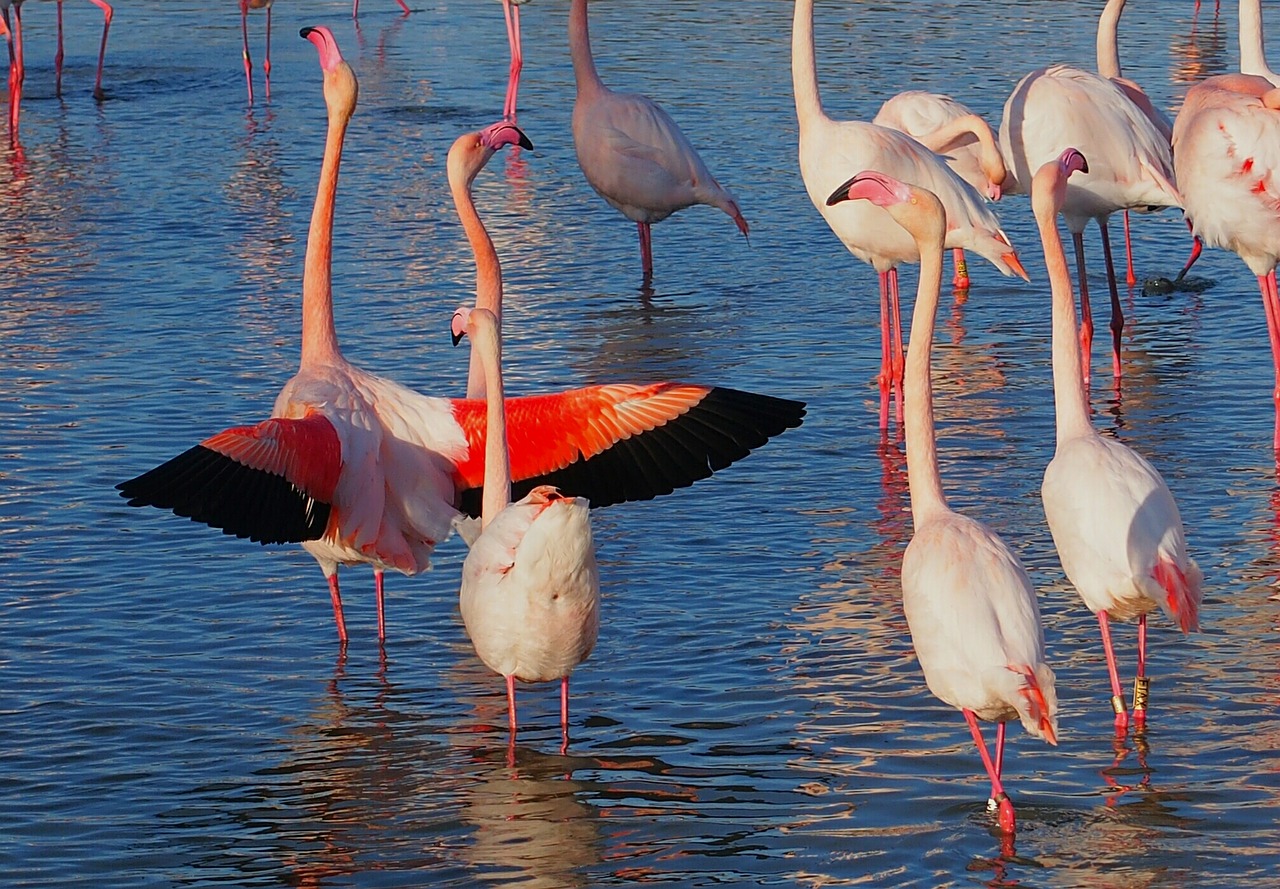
999, 61, 1180, 390
238, 0, 272, 105
498, 0, 530, 121
117, 28, 806, 645
351, 0, 410, 19
1035, 148, 1202, 731
826, 169, 1057, 837
453, 306, 599, 755
1173, 6, 1280, 462
792, 0, 1028, 431
569, 0, 748, 284
873, 90, 1009, 289
1096, 0, 1176, 288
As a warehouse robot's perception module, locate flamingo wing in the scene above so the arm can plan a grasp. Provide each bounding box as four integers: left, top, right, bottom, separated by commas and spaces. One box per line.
452, 384, 805, 516
116, 412, 342, 545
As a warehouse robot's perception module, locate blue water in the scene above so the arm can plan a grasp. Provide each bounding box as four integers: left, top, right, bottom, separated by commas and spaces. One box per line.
3, 0, 1279, 885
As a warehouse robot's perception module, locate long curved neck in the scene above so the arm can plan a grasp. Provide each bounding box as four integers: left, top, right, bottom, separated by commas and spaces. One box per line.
791, 0, 825, 127
450, 155, 501, 399
903, 225, 950, 526
1096, 0, 1124, 80
300, 85, 349, 367
1035, 201, 1095, 443
569, 0, 605, 96
475, 315, 511, 530
1239, 0, 1277, 83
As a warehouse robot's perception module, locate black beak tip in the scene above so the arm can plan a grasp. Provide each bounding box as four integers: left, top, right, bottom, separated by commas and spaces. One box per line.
300, 26, 314, 39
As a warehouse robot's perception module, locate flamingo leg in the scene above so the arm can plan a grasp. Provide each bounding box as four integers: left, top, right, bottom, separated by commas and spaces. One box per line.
262, 5, 271, 101
994, 721, 1006, 781
86, 0, 111, 101
877, 271, 892, 431
326, 572, 349, 644
951, 247, 970, 290
506, 673, 518, 735
1260, 271, 1280, 461
395, 0, 411, 14
7, 2, 23, 146
1133, 613, 1150, 727
55, 1, 63, 97
560, 676, 570, 755
889, 267, 905, 428
240, 0, 254, 104
964, 710, 1015, 835
1174, 218, 1202, 283
1097, 219, 1125, 383
1072, 231, 1094, 393
1122, 210, 1137, 287
375, 568, 386, 642
1097, 610, 1129, 730
637, 221, 653, 282
502, 0, 523, 121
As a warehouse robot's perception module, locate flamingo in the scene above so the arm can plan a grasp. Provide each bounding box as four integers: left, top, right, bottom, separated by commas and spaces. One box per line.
826, 170, 1057, 836
999, 58, 1181, 390
1175, 0, 1280, 283
116, 28, 807, 645
792, 0, 1028, 431
1035, 148, 1202, 731
872, 90, 1009, 290
238, 0, 272, 105
569, 0, 748, 284
453, 306, 599, 755
498, 0, 530, 121
1096, 0, 1176, 288
446, 120, 533, 399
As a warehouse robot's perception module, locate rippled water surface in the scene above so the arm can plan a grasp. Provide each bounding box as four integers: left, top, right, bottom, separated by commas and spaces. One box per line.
4, 0, 1280, 885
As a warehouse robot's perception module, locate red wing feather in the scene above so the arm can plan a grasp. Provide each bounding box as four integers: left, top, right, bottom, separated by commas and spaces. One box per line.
202, 412, 342, 502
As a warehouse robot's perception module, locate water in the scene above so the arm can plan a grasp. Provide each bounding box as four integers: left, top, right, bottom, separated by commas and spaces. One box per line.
2, 0, 1277, 885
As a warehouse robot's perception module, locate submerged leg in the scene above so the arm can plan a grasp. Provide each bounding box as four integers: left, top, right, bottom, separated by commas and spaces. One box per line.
560, 676, 570, 755
1098, 219, 1125, 383
888, 267, 905, 428
87, 0, 112, 101
637, 221, 653, 282
1132, 613, 1150, 726
877, 271, 892, 431
327, 572, 349, 644
951, 247, 970, 290
375, 569, 386, 642
964, 710, 1015, 835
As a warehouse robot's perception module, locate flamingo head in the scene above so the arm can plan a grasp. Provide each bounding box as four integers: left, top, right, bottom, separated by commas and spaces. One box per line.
985, 179, 1003, 202
451, 306, 472, 346
826, 171, 945, 247
1058, 147, 1089, 179
825, 170, 913, 208
478, 120, 533, 153
1031, 148, 1088, 221
301, 26, 344, 73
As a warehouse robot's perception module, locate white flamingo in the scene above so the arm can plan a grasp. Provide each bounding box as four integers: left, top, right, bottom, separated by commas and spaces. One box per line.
569, 0, 748, 283
1035, 148, 1202, 731
792, 0, 1028, 430
826, 170, 1057, 837
873, 90, 1008, 289
454, 305, 599, 755
117, 26, 807, 644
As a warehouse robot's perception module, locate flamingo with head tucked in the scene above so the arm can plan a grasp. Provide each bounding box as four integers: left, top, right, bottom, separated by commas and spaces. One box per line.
116, 28, 806, 645
569, 0, 748, 284
826, 170, 1058, 837
1035, 148, 1202, 731
793, 0, 1028, 431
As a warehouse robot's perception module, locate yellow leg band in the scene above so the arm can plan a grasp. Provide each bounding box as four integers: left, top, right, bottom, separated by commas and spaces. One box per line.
1110, 694, 1127, 715
1132, 676, 1151, 712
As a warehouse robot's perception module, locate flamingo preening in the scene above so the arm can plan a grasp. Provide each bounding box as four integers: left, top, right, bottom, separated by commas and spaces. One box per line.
1035, 148, 1202, 731
116, 26, 806, 645
826, 170, 1057, 837
792, 0, 1027, 431
569, 0, 749, 284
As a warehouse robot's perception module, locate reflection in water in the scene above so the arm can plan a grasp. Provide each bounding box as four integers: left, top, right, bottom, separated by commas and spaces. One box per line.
1171, 2, 1228, 87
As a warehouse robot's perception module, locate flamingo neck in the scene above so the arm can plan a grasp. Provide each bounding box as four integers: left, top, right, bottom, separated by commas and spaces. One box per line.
1096, 0, 1124, 80
449, 152, 501, 399
916, 113, 1005, 184
1239, 0, 1278, 84
475, 313, 511, 530
569, 0, 605, 96
791, 0, 826, 128
903, 228, 950, 526
300, 88, 350, 367
1035, 202, 1095, 443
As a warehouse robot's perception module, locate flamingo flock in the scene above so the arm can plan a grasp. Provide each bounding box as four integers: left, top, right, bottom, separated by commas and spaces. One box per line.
71, 0, 1279, 848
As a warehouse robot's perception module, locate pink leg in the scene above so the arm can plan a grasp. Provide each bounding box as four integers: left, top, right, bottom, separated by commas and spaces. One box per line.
1071, 231, 1094, 394
1132, 613, 1149, 726
375, 569, 386, 642
888, 267, 905, 428
1122, 210, 1137, 287
262, 6, 271, 101
877, 271, 892, 431
8, 3, 23, 146
86, 0, 112, 101
994, 721, 1006, 781
1097, 610, 1129, 730
637, 221, 653, 281
951, 247, 970, 290
395, 0, 411, 14
1097, 219, 1125, 383
1260, 271, 1280, 460
502, 1, 523, 121
1175, 219, 1201, 283
240, 0, 254, 104
352, 0, 359, 18
506, 673, 518, 735
55, 1, 64, 97
326, 573, 349, 644
964, 710, 1015, 835
560, 676, 570, 755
